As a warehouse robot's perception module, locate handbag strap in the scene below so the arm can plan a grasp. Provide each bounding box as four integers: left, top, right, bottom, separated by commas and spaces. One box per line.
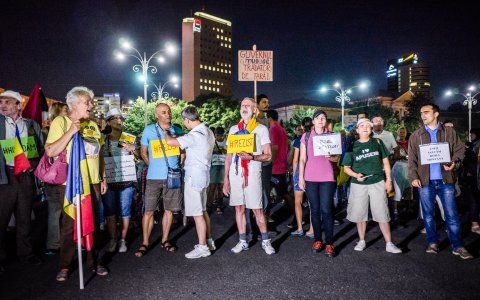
154, 125, 171, 169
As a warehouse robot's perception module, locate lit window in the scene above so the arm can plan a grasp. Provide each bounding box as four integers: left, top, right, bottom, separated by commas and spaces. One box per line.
200, 79, 203, 82
221, 29, 224, 33
228, 45, 231, 48
217, 88, 220, 92
221, 36, 224, 40
209, 80, 211, 84
221, 43, 223, 47
229, 70, 231, 74
200, 85, 203, 90
208, 87, 211, 91
208, 66, 211, 70
200, 64, 203, 69
216, 35, 219, 38
229, 38, 231, 42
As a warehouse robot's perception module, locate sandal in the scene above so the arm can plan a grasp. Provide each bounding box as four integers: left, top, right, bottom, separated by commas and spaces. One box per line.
161, 240, 178, 252
135, 244, 148, 257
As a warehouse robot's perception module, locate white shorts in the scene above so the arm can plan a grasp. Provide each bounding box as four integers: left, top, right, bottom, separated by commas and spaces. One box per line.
184, 179, 207, 216
347, 181, 390, 223
229, 168, 263, 209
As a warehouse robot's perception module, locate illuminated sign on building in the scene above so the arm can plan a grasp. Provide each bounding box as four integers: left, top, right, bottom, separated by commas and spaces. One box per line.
386, 64, 397, 78
193, 19, 201, 32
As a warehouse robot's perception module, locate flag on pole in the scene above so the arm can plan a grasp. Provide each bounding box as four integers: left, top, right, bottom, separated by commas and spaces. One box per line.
13, 125, 31, 175
64, 133, 94, 251
22, 83, 49, 126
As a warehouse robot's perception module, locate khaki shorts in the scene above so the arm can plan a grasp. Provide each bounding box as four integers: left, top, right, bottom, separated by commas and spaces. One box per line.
144, 180, 182, 212
184, 179, 207, 216
229, 168, 263, 209
347, 181, 390, 223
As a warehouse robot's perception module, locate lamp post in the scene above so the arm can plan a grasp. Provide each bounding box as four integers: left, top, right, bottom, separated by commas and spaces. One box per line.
320, 81, 368, 129
446, 85, 479, 142
151, 75, 180, 100
115, 38, 176, 125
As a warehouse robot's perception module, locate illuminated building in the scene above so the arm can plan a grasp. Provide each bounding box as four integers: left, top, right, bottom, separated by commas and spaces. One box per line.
182, 12, 233, 102
386, 53, 430, 97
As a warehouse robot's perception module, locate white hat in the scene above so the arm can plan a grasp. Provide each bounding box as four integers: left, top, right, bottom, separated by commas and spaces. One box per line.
356, 118, 373, 128
106, 108, 123, 120
0, 90, 23, 104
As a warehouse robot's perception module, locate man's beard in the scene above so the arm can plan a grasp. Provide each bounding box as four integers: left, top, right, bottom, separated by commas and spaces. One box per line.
241, 110, 253, 119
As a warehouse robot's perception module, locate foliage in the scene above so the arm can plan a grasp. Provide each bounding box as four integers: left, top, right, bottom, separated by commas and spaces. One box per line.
403, 93, 432, 133
283, 107, 316, 138
193, 95, 240, 131
349, 103, 395, 121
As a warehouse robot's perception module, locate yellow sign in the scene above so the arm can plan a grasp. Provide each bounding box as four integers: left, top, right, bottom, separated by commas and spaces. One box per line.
151, 139, 180, 158
227, 134, 255, 154
119, 132, 136, 147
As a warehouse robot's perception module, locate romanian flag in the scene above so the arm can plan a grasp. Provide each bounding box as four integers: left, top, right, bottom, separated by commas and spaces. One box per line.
64, 133, 94, 251
13, 125, 31, 175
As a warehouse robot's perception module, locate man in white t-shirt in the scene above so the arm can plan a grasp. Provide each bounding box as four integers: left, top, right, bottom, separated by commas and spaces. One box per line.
372, 116, 397, 154
165, 107, 215, 259
223, 97, 275, 255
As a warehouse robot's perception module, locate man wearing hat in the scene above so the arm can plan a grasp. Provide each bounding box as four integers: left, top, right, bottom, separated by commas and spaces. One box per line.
102, 108, 138, 253
0, 90, 44, 274
341, 118, 402, 254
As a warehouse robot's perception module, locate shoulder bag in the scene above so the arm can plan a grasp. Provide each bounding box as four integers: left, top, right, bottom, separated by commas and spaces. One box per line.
155, 126, 182, 189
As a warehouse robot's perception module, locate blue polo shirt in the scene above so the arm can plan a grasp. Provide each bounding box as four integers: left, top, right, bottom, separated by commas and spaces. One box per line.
141, 123, 183, 180
425, 123, 442, 180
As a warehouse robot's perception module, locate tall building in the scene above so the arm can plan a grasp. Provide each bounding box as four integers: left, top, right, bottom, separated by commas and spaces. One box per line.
386, 53, 430, 98
182, 12, 233, 102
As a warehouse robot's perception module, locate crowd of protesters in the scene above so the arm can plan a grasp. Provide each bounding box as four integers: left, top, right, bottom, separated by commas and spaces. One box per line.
0, 87, 478, 283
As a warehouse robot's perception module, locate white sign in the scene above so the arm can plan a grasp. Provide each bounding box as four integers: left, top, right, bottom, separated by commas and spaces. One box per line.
104, 155, 137, 183
344, 115, 358, 125
312, 133, 342, 156
238, 50, 273, 81
212, 154, 225, 166
419, 143, 451, 165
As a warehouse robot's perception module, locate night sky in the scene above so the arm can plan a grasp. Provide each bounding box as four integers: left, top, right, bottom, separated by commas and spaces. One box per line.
1, 0, 479, 109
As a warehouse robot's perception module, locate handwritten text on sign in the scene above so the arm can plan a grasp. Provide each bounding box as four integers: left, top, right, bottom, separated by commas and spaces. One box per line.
419, 143, 451, 165
312, 133, 342, 156
0, 136, 39, 163
119, 132, 136, 147
238, 50, 273, 82
227, 134, 255, 154
151, 140, 180, 158
104, 155, 137, 183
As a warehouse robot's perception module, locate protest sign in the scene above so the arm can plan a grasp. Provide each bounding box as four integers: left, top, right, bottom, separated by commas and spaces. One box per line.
150, 140, 180, 158
104, 155, 137, 183
227, 134, 255, 153
419, 143, 451, 165
238, 50, 273, 81
312, 133, 342, 156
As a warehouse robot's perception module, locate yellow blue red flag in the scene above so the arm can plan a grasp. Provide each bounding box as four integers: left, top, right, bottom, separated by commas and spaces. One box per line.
13, 125, 31, 175
64, 133, 94, 251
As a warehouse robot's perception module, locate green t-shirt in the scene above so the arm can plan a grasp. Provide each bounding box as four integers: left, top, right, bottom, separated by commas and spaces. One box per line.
342, 138, 389, 185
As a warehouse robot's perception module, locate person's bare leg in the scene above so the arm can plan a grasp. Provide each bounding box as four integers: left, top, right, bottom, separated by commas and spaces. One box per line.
294, 191, 304, 231
161, 210, 173, 243
357, 221, 367, 241
379, 222, 392, 243
306, 209, 314, 235
235, 205, 246, 234
141, 211, 154, 246
204, 212, 212, 239
193, 215, 207, 245
253, 208, 268, 233
121, 217, 129, 240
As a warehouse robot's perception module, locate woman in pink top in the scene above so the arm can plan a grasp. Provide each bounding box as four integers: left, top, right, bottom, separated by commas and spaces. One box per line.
298, 110, 339, 257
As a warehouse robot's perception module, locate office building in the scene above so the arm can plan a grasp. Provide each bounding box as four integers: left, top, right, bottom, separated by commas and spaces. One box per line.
182, 12, 233, 102
386, 53, 430, 98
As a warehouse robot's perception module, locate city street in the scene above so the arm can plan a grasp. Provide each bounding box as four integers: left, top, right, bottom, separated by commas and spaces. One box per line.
1, 202, 479, 299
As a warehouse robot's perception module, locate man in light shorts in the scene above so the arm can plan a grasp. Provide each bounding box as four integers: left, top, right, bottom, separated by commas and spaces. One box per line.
223, 97, 275, 255
165, 107, 216, 259
342, 118, 402, 254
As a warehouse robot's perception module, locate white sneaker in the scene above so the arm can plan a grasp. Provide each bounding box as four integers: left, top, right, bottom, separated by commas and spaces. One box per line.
185, 244, 211, 259
262, 239, 276, 255
354, 240, 366, 251
207, 238, 216, 251
108, 239, 117, 253
231, 240, 249, 254
386, 242, 402, 254
118, 240, 127, 253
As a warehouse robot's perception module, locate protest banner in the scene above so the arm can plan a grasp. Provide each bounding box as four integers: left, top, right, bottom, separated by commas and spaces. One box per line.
227, 134, 255, 153
0, 136, 39, 163
419, 142, 451, 165
238, 50, 273, 82
312, 133, 342, 156
150, 140, 180, 158
104, 155, 137, 183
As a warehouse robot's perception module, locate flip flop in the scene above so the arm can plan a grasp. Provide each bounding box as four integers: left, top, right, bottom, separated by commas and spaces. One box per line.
161, 241, 178, 252
135, 244, 148, 257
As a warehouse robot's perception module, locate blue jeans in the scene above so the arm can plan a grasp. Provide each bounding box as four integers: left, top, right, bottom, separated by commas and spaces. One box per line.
305, 181, 336, 244
103, 185, 135, 218
419, 180, 463, 249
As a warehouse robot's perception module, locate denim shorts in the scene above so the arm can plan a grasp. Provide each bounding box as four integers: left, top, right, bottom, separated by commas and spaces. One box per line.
103, 185, 135, 218
293, 166, 302, 192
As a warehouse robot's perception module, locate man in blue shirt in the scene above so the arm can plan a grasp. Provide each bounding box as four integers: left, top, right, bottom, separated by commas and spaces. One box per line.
408, 103, 473, 259
136, 103, 183, 257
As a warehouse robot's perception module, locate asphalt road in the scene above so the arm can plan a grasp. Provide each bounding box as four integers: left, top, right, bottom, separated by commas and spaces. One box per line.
1, 201, 479, 299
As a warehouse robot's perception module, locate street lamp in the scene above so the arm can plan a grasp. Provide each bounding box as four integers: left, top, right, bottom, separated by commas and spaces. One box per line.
320, 81, 368, 129
115, 38, 176, 125
445, 85, 479, 141
151, 75, 180, 100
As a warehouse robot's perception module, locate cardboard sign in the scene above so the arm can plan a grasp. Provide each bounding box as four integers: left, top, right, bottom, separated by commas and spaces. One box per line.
312, 133, 342, 156
104, 155, 137, 183
419, 142, 451, 165
212, 154, 226, 166
0, 136, 39, 163
150, 139, 180, 158
227, 134, 255, 154
238, 50, 273, 81
119, 132, 136, 147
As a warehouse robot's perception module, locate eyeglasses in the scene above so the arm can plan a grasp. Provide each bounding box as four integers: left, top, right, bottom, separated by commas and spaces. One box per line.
108, 116, 124, 121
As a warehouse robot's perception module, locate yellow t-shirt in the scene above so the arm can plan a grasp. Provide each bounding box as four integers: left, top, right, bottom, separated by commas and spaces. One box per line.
46, 116, 104, 184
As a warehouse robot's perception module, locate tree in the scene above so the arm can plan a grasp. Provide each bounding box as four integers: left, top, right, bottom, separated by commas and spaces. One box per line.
403, 93, 431, 133
193, 95, 240, 131
283, 107, 316, 138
